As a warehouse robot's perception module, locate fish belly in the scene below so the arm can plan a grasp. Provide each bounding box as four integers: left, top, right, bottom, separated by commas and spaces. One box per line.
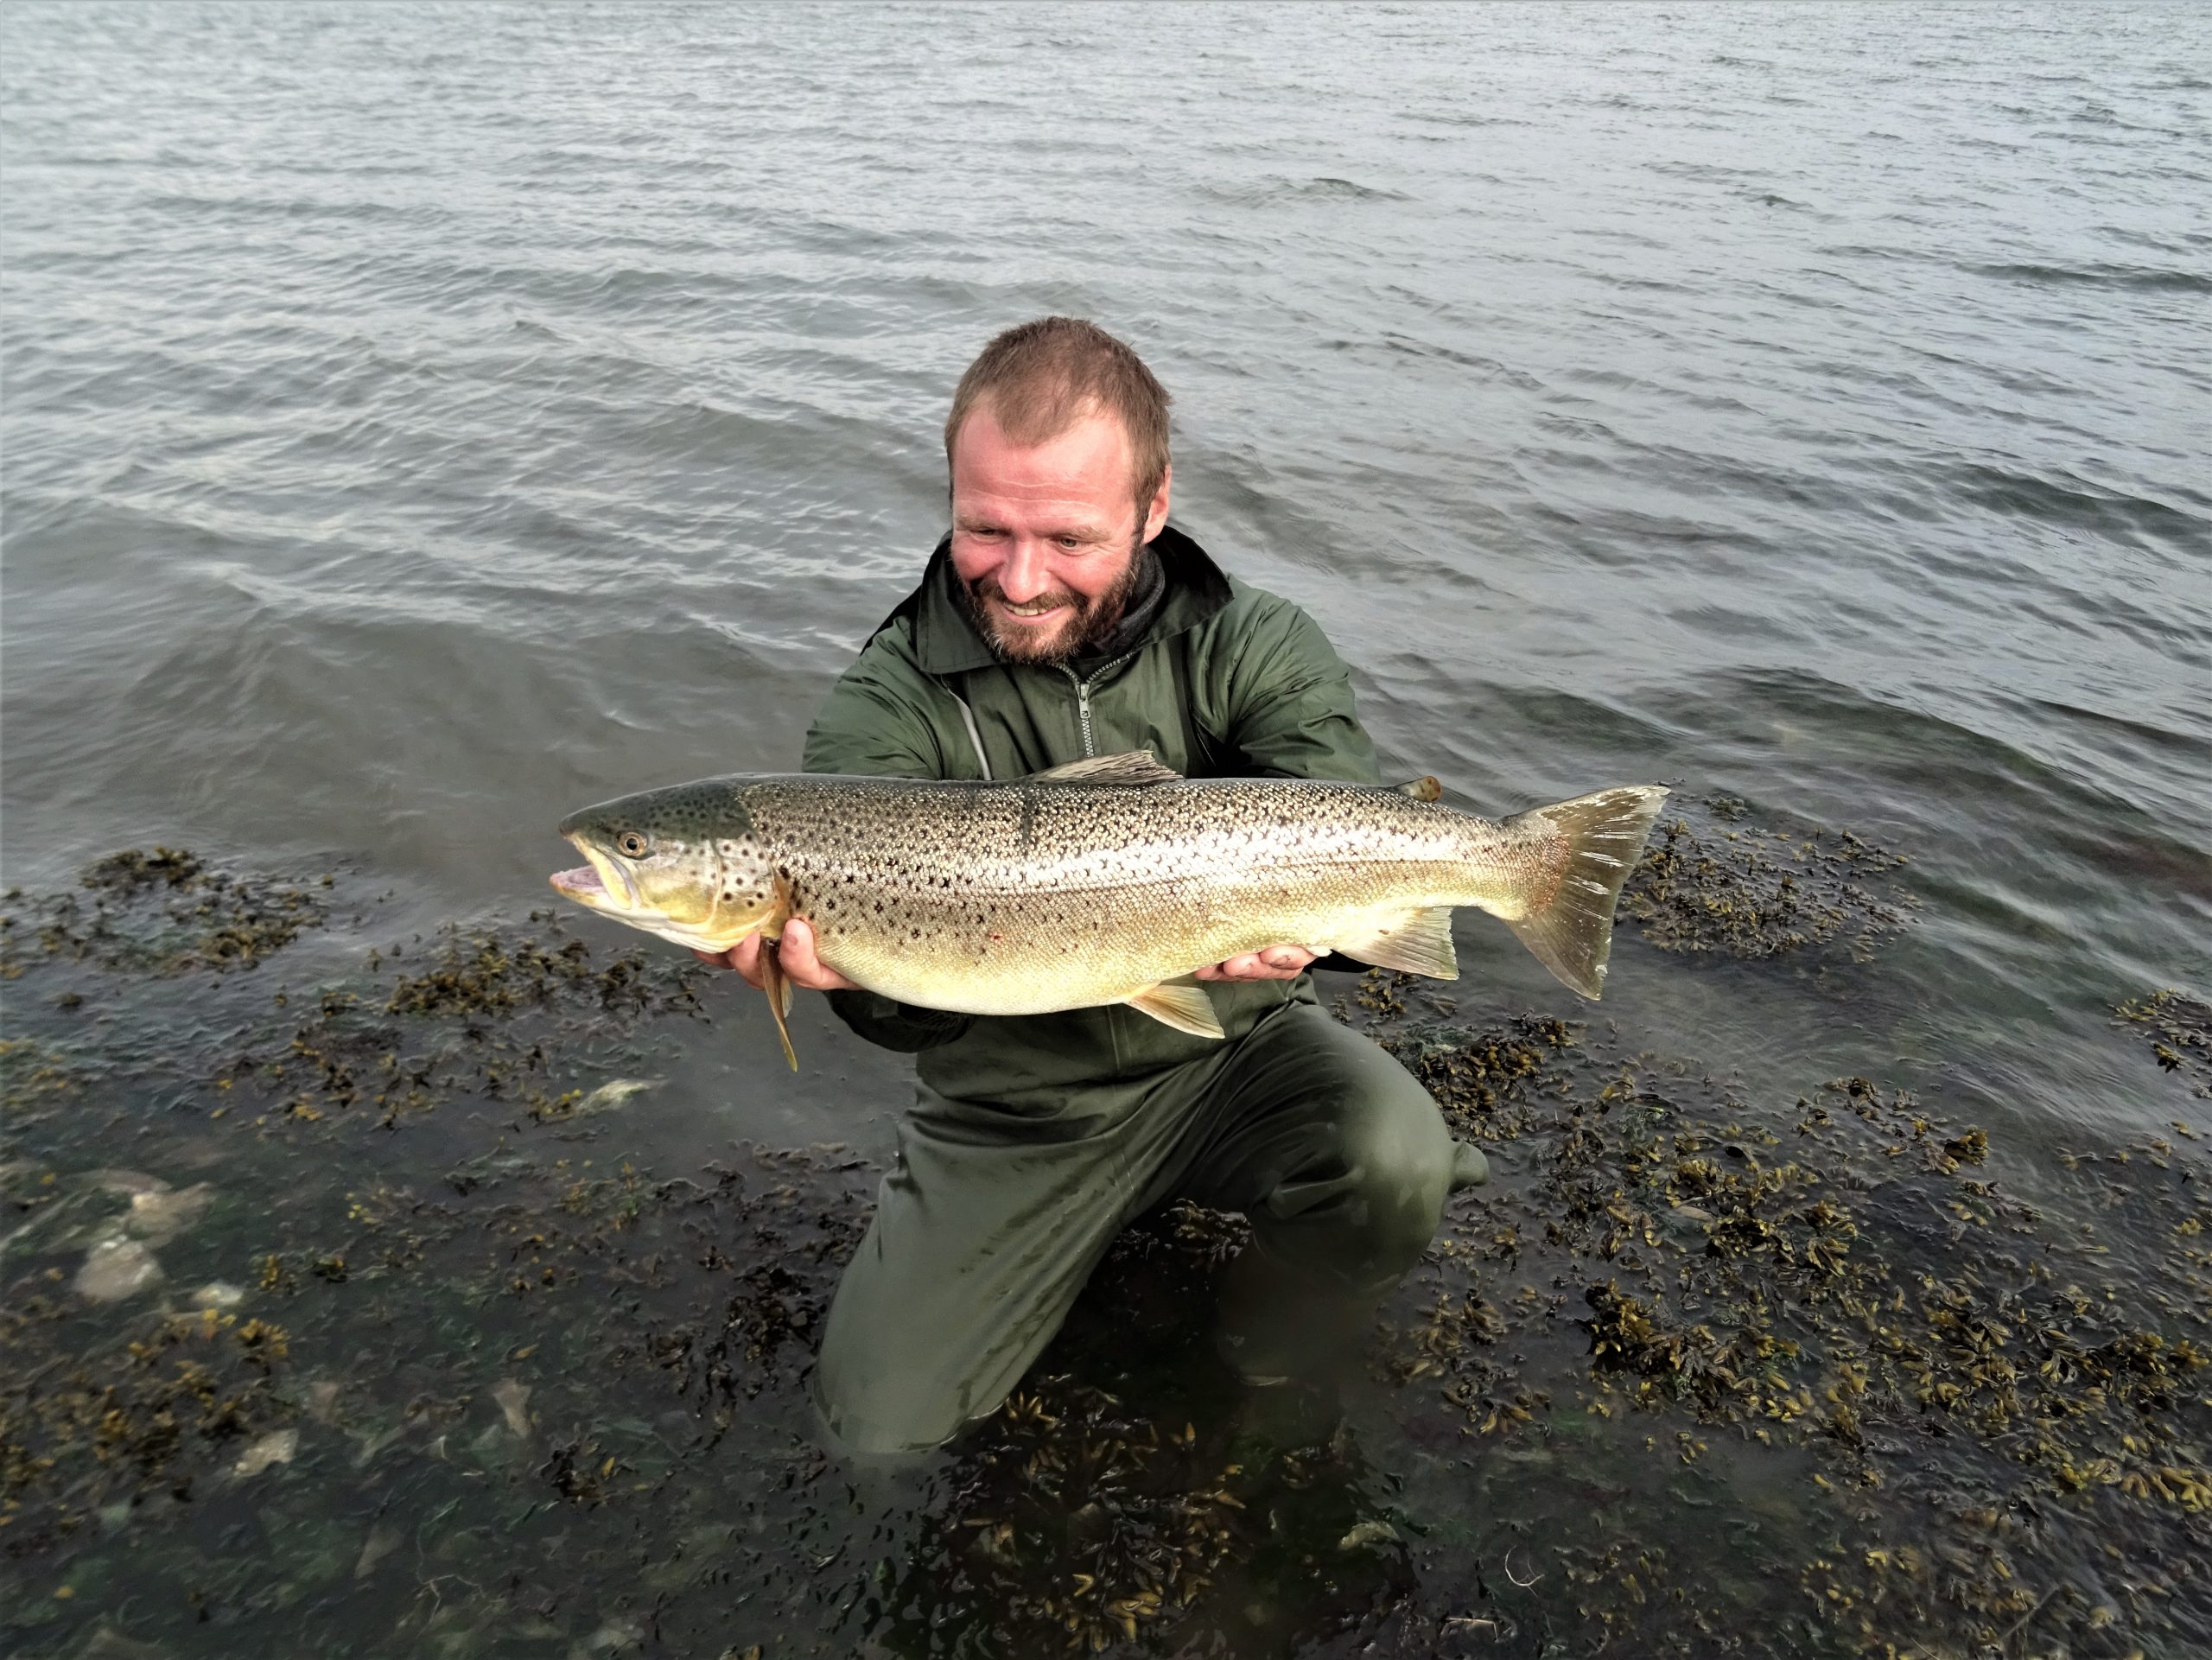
799, 862, 1466, 1017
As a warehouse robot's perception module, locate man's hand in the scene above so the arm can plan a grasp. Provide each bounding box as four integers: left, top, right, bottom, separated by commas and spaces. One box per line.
1195, 945, 1320, 983
692, 918, 857, 993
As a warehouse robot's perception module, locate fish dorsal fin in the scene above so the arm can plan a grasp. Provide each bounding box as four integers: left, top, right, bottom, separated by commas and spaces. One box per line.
1395, 776, 1442, 802
1124, 982, 1225, 1038
1339, 906, 1459, 980
1027, 751, 1183, 787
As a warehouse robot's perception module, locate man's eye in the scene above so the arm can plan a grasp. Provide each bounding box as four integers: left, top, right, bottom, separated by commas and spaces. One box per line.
1056, 535, 1082, 550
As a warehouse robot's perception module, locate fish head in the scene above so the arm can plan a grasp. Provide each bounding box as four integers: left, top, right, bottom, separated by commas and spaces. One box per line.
550, 781, 779, 954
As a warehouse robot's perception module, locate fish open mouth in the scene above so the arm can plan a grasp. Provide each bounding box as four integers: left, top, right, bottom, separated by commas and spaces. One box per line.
549, 864, 607, 903
550, 834, 652, 913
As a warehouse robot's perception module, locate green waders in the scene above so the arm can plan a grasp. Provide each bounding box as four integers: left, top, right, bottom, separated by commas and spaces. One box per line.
800, 525, 1490, 1457
813, 994, 1480, 1458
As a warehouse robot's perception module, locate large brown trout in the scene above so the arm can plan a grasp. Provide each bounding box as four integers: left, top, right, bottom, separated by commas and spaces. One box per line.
550, 752, 1667, 1067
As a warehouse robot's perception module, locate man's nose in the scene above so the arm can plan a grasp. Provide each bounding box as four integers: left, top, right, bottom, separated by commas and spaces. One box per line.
997, 539, 1051, 603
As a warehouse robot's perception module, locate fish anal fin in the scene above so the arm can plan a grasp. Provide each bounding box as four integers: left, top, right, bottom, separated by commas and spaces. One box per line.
1395, 775, 1442, 802
1028, 751, 1182, 786
1339, 906, 1459, 979
1125, 982, 1224, 1039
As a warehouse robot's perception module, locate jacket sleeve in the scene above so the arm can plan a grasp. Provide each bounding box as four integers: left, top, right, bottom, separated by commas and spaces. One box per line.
1219, 596, 1385, 787
801, 629, 978, 1053
1218, 596, 1386, 973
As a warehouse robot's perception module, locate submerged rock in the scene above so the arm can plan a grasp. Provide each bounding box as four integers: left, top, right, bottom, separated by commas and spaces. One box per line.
578, 1077, 658, 1115
73, 1625, 172, 1660
75, 1235, 162, 1302
127, 1182, 212, 1243
353, 1524, 403, 1580
492, 1378, 533, 1437
232, 1428, 298, 1478
1339, 1519, 1402, 1552
87, 1170, 166, 1198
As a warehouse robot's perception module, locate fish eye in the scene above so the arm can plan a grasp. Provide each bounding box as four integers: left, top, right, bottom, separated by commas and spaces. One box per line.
617, 831, 648, 858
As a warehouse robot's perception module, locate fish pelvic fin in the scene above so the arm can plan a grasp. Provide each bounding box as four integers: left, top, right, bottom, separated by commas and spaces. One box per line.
1502, 785, 1671, 1000
1125, 982, 1225, 1039
760, 939, 798, 1071
1340, 905, 1459, 978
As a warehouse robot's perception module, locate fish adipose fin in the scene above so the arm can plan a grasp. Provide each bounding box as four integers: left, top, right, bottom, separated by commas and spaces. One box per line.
1125, 982, 1224, 1038
1395, 775, 1443, 802
759, 939, 799, 1071
1503, 785, 1671, 1000
1028, 751, 1182, 786
1340, 906, 1459, 978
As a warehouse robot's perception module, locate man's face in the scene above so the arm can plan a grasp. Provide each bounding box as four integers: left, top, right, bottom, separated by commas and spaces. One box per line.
949, 402, 1171, 666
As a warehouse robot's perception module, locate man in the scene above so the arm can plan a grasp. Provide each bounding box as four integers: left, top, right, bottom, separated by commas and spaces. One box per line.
704, 318, 1487, 1457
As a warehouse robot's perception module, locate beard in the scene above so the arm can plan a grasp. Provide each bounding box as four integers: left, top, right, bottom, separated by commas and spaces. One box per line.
957, 528, 1148, 668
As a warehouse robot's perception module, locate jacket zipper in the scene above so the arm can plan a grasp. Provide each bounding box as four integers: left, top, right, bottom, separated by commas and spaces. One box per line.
1059, 654, 1134, 757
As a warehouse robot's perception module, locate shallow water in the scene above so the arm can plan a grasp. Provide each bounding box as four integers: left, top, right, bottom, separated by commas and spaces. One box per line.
3, 3, 2208, 1657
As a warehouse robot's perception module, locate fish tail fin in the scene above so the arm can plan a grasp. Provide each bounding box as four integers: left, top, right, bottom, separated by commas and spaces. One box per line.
1501, 785, 1669, 1000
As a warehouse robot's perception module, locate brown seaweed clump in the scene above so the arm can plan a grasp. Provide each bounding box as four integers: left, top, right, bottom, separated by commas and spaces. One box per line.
0, 1298, 294, 1555
0, 849, 328, 976
213, 917, 704, 1129
1372, 1018, 2212, 1657
2114, 988, 2212, 1099
384, 919, 696, 1021
925, 1378, 1255, 1651
1620, 806, 1913, 960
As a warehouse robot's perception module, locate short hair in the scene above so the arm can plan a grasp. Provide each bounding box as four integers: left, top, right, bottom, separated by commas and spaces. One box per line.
944, 317, 1172, 511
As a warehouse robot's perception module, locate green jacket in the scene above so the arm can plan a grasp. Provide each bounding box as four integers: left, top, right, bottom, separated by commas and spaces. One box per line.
801, 525, 1383, 1107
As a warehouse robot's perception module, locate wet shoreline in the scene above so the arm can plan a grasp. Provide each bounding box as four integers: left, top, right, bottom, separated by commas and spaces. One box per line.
4, 831, 2203, 1658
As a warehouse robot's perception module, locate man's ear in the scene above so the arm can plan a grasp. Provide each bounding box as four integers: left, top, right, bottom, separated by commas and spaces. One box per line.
1141, 462, 1172, 544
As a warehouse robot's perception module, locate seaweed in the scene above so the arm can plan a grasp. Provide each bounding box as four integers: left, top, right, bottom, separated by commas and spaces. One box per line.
2114, 988, 2212, 1099
1620, 806, 1913, 960
2, 849, 2207, 1659
2, 849, 328, 976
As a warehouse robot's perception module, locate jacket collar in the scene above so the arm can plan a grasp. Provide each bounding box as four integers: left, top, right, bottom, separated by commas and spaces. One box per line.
904, 522, 1236, 677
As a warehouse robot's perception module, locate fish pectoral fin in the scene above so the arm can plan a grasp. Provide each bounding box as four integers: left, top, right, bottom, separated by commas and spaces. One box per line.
1124, 982, 1225, 1039
759, 940, 798, 1071
1027, 751, 1182, 786
1395, 775, 1443, 802
1338, 906, 1460, 979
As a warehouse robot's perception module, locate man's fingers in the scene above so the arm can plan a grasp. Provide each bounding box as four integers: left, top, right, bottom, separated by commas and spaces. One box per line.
1197, 946, 1315, 983
726, 934, 766, 989
778, 919, 857, 992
